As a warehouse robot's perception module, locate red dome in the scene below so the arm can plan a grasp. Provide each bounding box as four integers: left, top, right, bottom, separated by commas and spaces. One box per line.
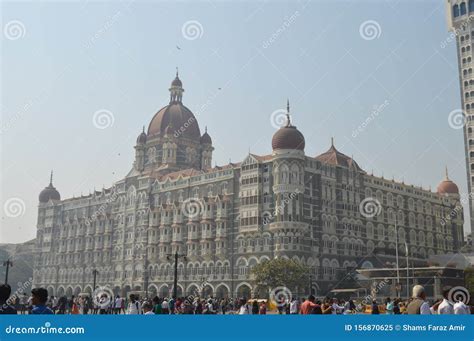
147, 103, 200, 140
437, 179, 459, 195
272, 126, 305, 151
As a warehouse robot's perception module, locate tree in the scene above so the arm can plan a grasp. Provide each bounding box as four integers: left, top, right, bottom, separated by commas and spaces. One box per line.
251, 258, 309, 296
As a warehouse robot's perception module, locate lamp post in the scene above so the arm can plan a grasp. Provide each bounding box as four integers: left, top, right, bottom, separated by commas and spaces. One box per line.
405, 242, 409, 299
167, 251, 186, 299
92, 269, 99, 290
3, 259, 13, 285
394, 218, 401, 298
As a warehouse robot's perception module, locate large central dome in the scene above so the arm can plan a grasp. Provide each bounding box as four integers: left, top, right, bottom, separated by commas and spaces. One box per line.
147, 71, 201, 141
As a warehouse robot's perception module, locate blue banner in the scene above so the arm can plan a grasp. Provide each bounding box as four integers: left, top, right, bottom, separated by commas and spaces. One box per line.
0, 315, 473, 340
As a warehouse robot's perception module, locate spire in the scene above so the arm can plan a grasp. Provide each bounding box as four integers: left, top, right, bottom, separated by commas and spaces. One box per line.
331, 137, 334, 147
49, 170, 53, 185
286, 99, 291, 127
205, 126, 207, 133
142, 125, 145, 133
176, 66, 179, 78
445, 165, 450, 180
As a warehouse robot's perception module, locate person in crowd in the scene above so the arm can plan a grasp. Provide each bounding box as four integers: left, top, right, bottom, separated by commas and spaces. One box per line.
393, 298, 401, 314
436, 287, 454, 314
205, 299, 216, 314
152, 296, 162, 314
169, 297, 175, 314
251, 300, 259, 314
19, 293, 28, 314
371, 300, 379, 314
0, 284, 17, 314
220, 298, 228, 315
31, 288, 54, 314
127, 294, 141, 315
321, 298, 333, 314
407, 285, 431, 315
385, 297, 394, 314
343, 300, 356, 314
194, 298, 203, 314
311, 300, 323, 314
238, 298, 250, 314
300, 295, 318, 315
161, 298, 169, 314
454, 298, 470, 314
142, 301, 154, 315
57, 296, 67, 314
259, 301, 267, 315
114, 295, 123, 315
289, 297, 299, 314
331, 298, 345, 314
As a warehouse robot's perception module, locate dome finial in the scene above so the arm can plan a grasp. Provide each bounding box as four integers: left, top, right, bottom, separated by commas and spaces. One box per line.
176, 66, 179, 78
50, 170, 53, 185
205, 126, 207, 133
286, 99, 291, 126
142, 125, 145, 133
331, 137, 334, 147
445, 165, 449, 180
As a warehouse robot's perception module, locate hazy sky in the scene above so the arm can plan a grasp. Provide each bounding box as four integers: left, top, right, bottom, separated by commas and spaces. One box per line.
1, 0, 470, 244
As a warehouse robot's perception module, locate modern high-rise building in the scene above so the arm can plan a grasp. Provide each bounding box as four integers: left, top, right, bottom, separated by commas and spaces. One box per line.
446, 0, 474, 230
32, 72, 464, 299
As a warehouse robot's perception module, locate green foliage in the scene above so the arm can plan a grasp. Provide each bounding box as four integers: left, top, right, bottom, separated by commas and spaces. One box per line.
251, 258, 309, 293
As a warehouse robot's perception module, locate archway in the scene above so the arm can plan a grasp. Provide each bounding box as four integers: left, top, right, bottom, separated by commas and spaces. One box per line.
74, 286, 82, 296
215, 284, 230, 299
65, 287, 73, 297
236, 283, 252, 299
122, 285, 131, 298
202, 284, 213, 298
57, 286, 65, 297
47, 286, 55, 297
148, 284, 158, 298
187, 284, 199, 296
159, 285, 170, 298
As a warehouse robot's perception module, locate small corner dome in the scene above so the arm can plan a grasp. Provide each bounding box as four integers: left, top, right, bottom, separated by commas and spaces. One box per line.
136, 130, 147, 144
201, 128, 212, 144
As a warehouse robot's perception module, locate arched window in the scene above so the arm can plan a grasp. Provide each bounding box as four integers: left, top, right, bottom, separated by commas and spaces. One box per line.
470, 0, 474, 12
461, 2, 467, 15
453, 4, 460, 17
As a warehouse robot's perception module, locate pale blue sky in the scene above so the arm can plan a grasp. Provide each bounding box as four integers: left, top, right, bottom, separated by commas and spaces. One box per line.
1, 0, 469, 243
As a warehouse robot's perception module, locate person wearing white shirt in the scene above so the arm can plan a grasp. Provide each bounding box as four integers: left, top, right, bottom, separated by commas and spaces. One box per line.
437, 287, 454, 315
289, 298, 299, 314
331, 299, 345, 314
126, 295, 141, 315
238, 299, 249, 314
454, 300, 470, 314
142, 301, 155, 315
407, 285, 431, 315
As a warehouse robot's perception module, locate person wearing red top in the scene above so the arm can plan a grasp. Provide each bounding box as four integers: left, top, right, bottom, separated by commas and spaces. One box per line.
300, 295, 318, 314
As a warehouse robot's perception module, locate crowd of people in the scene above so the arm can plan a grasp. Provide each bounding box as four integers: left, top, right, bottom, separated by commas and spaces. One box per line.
0, 283, 471, 315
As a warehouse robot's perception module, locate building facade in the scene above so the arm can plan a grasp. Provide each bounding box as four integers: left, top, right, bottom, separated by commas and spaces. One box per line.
33, 73, 465, 299
446, 0, 474, 231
